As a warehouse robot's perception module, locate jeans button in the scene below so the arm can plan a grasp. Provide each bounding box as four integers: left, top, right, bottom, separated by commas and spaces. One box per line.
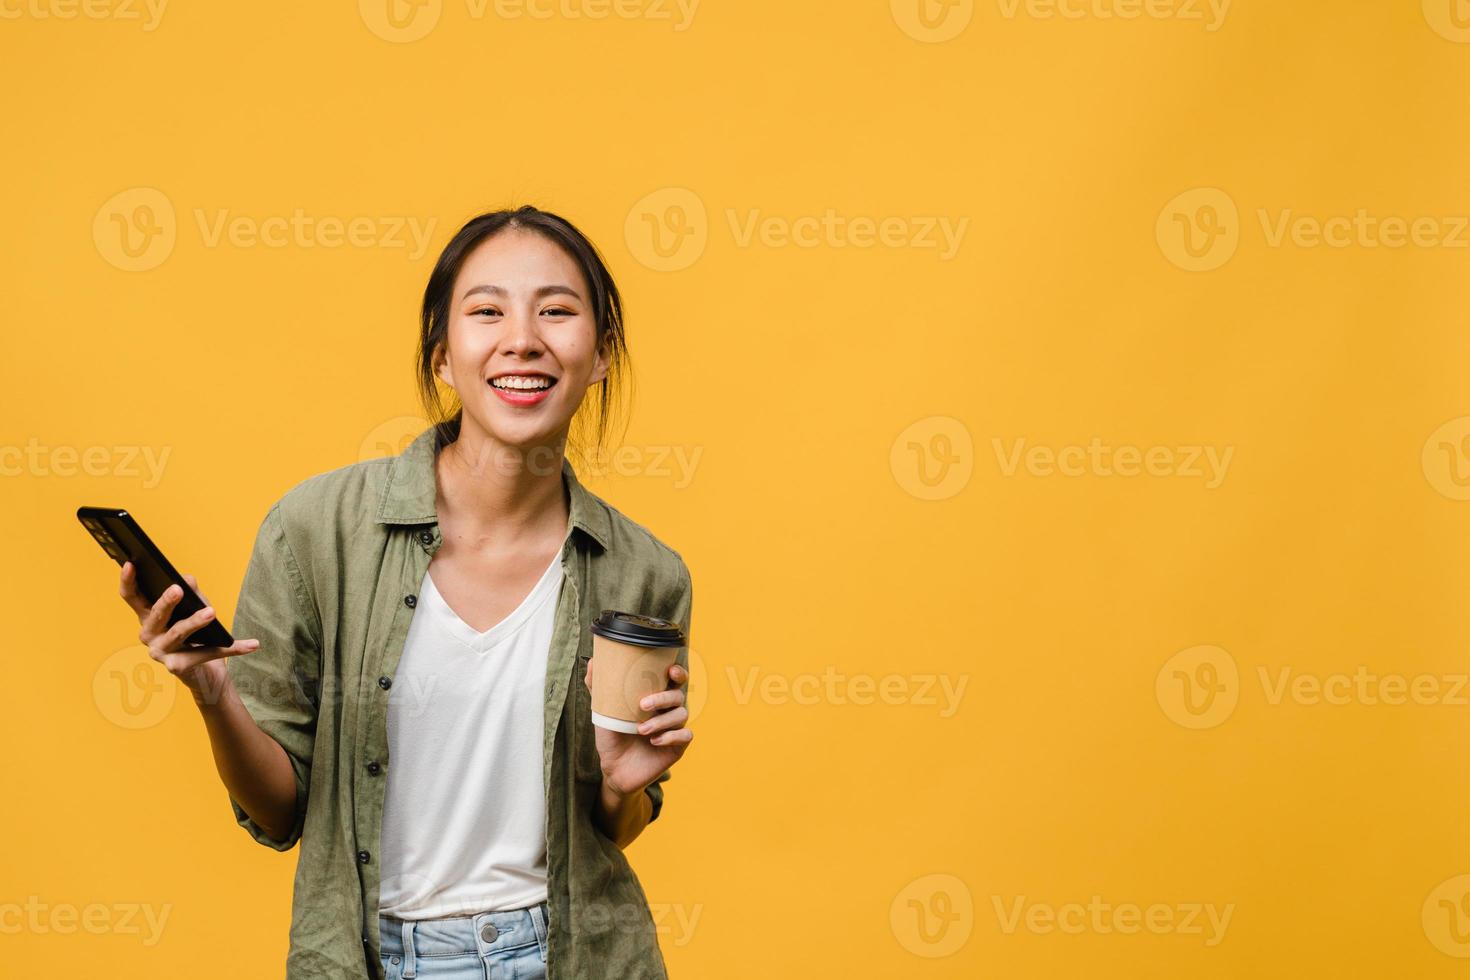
480, 922, 498, 943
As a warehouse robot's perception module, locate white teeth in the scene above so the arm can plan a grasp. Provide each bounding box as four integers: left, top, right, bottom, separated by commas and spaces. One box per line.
491, 376, 553, 390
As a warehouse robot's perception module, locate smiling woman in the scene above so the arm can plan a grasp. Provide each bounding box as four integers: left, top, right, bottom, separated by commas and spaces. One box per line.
116, 206, 696, 980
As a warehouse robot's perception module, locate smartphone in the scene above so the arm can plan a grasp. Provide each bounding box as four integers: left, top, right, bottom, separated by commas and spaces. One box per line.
76, 506, 234, 648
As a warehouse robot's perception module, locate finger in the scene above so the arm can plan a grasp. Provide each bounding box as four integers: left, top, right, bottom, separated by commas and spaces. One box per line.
649, 727, 693, 748
154, 604, 220, 654
118, 562, 151, 616
637, 705, 688, 737
182, 573, 211, 607
584, 658, 594, 690
161, 639, 259, 674
667, 663, 688, 687
640, 687, 685, 713
139, 583, 185, 643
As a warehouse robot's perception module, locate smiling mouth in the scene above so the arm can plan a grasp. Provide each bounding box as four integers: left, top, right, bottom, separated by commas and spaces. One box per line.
489, 376, 558, 391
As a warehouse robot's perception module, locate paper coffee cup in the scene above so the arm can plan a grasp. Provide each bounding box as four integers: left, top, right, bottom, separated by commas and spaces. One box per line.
588, 610, 687, 734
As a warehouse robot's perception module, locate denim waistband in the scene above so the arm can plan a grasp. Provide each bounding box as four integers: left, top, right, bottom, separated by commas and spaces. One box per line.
378, 902, 548, 975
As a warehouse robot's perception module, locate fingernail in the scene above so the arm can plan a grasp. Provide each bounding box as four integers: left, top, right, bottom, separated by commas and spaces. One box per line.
640, 697, 653, 709
201, 608, 214, 620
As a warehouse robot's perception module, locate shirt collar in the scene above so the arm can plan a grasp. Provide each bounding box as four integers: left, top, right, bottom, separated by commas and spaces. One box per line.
375, 424, 613, 550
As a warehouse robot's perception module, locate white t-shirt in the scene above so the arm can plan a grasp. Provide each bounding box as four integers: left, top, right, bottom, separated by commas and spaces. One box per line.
378, 550, 564, 919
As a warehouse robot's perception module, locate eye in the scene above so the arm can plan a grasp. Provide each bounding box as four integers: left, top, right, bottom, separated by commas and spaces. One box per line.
542, 307, 574, 317
471, 306, 501, 318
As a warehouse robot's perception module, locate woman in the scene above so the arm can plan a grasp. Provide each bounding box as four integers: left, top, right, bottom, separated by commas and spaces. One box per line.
117, 206, 696, 979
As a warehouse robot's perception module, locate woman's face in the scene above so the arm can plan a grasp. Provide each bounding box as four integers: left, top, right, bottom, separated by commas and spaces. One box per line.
435, 227, 608, 459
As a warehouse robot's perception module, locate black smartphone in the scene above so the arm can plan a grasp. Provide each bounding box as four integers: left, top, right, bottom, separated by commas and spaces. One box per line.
76, 506, 234, 648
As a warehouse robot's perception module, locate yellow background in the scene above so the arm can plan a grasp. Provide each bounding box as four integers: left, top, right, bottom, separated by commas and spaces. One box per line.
4, 0, 1470, 976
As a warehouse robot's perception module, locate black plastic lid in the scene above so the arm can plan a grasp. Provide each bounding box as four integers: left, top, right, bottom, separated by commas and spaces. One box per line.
589, 609, 687, 648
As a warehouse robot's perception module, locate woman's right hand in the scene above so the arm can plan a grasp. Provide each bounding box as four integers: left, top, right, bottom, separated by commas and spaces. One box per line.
119, 561, 260, 701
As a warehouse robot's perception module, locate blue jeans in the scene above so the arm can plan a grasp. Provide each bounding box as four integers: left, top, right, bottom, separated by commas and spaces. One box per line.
378, 903, 549, 980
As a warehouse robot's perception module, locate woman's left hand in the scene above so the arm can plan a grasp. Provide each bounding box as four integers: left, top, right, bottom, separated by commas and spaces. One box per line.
584, 660, 693, 798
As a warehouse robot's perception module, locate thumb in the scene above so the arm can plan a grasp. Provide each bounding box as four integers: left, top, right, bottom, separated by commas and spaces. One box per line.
584, 658, 593, 690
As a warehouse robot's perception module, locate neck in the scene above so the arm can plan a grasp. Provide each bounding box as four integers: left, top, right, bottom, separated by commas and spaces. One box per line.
435, 421, 570, 547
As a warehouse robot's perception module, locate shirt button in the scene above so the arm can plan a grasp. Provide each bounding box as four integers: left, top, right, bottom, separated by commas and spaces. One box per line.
366, 760, 381, 775
480, 922, 498, 943
404, 594, 417, 608
378, 675, 392, 690
419, 530, 433, 545
357, 850, 371, 864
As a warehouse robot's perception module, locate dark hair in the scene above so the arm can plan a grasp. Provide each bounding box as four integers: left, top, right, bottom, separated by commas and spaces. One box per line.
416, 205, 632, 464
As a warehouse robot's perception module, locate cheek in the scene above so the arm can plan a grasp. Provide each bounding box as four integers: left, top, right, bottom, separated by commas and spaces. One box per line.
445, 322, 493, 374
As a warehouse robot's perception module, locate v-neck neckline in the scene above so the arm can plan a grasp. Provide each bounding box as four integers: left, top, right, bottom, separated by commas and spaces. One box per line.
421, 552, 563, 653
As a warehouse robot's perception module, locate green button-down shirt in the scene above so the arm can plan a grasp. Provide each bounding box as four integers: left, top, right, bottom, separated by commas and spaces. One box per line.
225, 425, 693, 978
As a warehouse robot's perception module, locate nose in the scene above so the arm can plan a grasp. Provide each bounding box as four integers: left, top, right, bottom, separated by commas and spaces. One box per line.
499, 308, 545, 358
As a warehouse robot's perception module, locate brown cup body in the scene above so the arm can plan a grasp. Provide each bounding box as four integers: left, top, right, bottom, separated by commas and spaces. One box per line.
590, 633, 682, 726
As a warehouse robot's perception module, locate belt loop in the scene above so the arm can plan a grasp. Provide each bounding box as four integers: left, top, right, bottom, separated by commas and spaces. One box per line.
529, 902, 549, 952
400, 920, 417, 978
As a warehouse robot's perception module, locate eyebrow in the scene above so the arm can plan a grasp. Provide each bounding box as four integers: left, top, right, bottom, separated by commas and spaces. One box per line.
460, 283, 584, 303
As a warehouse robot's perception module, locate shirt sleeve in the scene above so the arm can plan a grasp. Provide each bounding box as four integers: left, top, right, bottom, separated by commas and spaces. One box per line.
224, 501, 323, 851
644, 558, 693, 825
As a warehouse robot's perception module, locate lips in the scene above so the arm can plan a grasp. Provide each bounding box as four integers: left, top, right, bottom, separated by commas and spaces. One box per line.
487, 373, 557, 406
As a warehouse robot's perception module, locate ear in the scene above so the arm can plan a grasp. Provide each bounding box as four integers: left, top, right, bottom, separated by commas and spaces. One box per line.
589, 338, 610, 386
432, 340, 456, 391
